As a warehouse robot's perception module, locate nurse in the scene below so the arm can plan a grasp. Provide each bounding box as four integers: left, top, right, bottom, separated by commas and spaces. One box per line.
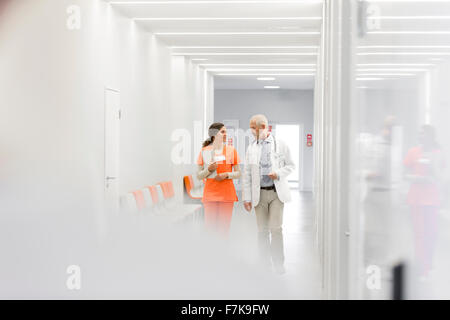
197, 123, 241, 235
404, 125, 445, 278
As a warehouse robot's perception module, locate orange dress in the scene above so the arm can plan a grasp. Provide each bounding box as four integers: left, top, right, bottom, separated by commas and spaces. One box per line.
197, 145, 240, 203
403, 146, 444, 206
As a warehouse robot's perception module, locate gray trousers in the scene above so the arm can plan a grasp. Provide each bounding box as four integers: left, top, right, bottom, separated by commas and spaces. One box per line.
254, 189, 285, 266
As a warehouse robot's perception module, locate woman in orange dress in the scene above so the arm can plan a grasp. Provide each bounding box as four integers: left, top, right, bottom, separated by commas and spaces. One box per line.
404, 125, 445, 277
197, 123, 241, 235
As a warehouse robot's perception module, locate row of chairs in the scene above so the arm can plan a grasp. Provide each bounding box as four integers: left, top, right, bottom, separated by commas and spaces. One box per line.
121, 180, 203, 224
183, 175, 204, 200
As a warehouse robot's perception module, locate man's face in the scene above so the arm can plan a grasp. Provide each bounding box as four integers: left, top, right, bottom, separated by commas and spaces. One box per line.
249, 120, 267, 140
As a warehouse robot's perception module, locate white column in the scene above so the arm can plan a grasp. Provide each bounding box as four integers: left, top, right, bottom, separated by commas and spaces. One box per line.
316, 0, 358, 299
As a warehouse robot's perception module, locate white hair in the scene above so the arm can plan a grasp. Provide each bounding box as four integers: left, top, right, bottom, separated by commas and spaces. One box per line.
250, 114, 268, 128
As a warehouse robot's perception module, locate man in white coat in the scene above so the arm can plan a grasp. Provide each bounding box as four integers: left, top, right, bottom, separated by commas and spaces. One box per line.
243, 114, 295, 274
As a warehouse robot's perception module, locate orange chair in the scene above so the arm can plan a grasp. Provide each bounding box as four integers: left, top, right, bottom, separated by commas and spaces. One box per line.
142, 186, 161, 214
183, 175, 203, 200
132, 190, 146, 211
157, 181, 202, 223
144, 186, 158, 203
120, 180, 203, 223
159, 181, 175, 200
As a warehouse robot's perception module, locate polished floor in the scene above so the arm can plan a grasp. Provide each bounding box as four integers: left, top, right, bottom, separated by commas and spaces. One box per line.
34, 190, 323, 299
227, 191, 322, 299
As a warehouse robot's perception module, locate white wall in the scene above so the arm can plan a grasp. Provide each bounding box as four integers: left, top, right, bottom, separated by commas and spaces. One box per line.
214, 89, 314, 191
0, 0, 205, 297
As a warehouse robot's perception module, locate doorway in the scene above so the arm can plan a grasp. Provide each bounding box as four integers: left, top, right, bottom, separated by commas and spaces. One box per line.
104, 88, 121, 215
275, 123, 303, 190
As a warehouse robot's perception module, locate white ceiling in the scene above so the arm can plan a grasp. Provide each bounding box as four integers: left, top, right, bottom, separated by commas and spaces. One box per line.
105, 0, 450, 90
105, 0, 322, 90
214, 74, 315, 89
355, 0, 450, 89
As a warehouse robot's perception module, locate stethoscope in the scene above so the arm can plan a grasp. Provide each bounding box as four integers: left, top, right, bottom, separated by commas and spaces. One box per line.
256, 136, 280, 157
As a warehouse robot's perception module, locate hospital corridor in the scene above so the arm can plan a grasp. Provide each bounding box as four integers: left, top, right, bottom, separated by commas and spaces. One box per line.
1, 0, 450, 302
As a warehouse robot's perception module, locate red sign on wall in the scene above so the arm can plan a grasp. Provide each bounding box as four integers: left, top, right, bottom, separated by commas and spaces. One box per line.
307, 134, 313, 147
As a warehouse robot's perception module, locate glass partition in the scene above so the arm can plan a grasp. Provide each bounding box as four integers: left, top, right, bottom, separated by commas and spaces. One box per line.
350, 0, 450, 299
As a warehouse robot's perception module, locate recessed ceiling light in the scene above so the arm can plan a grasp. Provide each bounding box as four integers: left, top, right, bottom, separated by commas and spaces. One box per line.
257, 77, 276, 81
191, 58, 208, 61
264, 86, 280, 89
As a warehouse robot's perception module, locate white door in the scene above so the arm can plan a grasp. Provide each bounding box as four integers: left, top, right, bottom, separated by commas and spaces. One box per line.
104, 88, 121, 215
275, 124, 302, 189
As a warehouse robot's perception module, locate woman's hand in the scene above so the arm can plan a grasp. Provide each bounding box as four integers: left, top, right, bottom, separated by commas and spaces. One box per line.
214, 173, 228, 181
208, 162, 218, 173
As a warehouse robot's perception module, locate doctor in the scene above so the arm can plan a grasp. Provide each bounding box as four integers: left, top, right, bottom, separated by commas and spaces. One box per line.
243, 114, 295, 274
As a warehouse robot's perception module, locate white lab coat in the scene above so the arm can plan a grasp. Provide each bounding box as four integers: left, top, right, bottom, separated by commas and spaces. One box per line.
242, 136, 295, 207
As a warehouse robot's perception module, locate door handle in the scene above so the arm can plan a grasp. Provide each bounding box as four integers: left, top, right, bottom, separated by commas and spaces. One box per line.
106, 176, 117, 180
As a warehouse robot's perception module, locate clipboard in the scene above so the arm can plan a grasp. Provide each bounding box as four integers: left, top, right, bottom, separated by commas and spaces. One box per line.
214, 154, 226, 162
202, 149, 217, 178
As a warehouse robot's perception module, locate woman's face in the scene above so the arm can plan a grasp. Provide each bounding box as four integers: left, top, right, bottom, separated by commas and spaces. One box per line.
216, 126, 227, 143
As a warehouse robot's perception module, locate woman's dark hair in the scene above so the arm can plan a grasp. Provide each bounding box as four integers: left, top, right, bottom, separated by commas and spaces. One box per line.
203, 122, 225, 147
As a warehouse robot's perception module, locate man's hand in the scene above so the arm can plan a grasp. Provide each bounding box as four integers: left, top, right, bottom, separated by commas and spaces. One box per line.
208, 162, 218, 173
268, 172, 278, 180
244, 201, 252, 212
214, 173, 228, 181
365, 172, 379, 180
